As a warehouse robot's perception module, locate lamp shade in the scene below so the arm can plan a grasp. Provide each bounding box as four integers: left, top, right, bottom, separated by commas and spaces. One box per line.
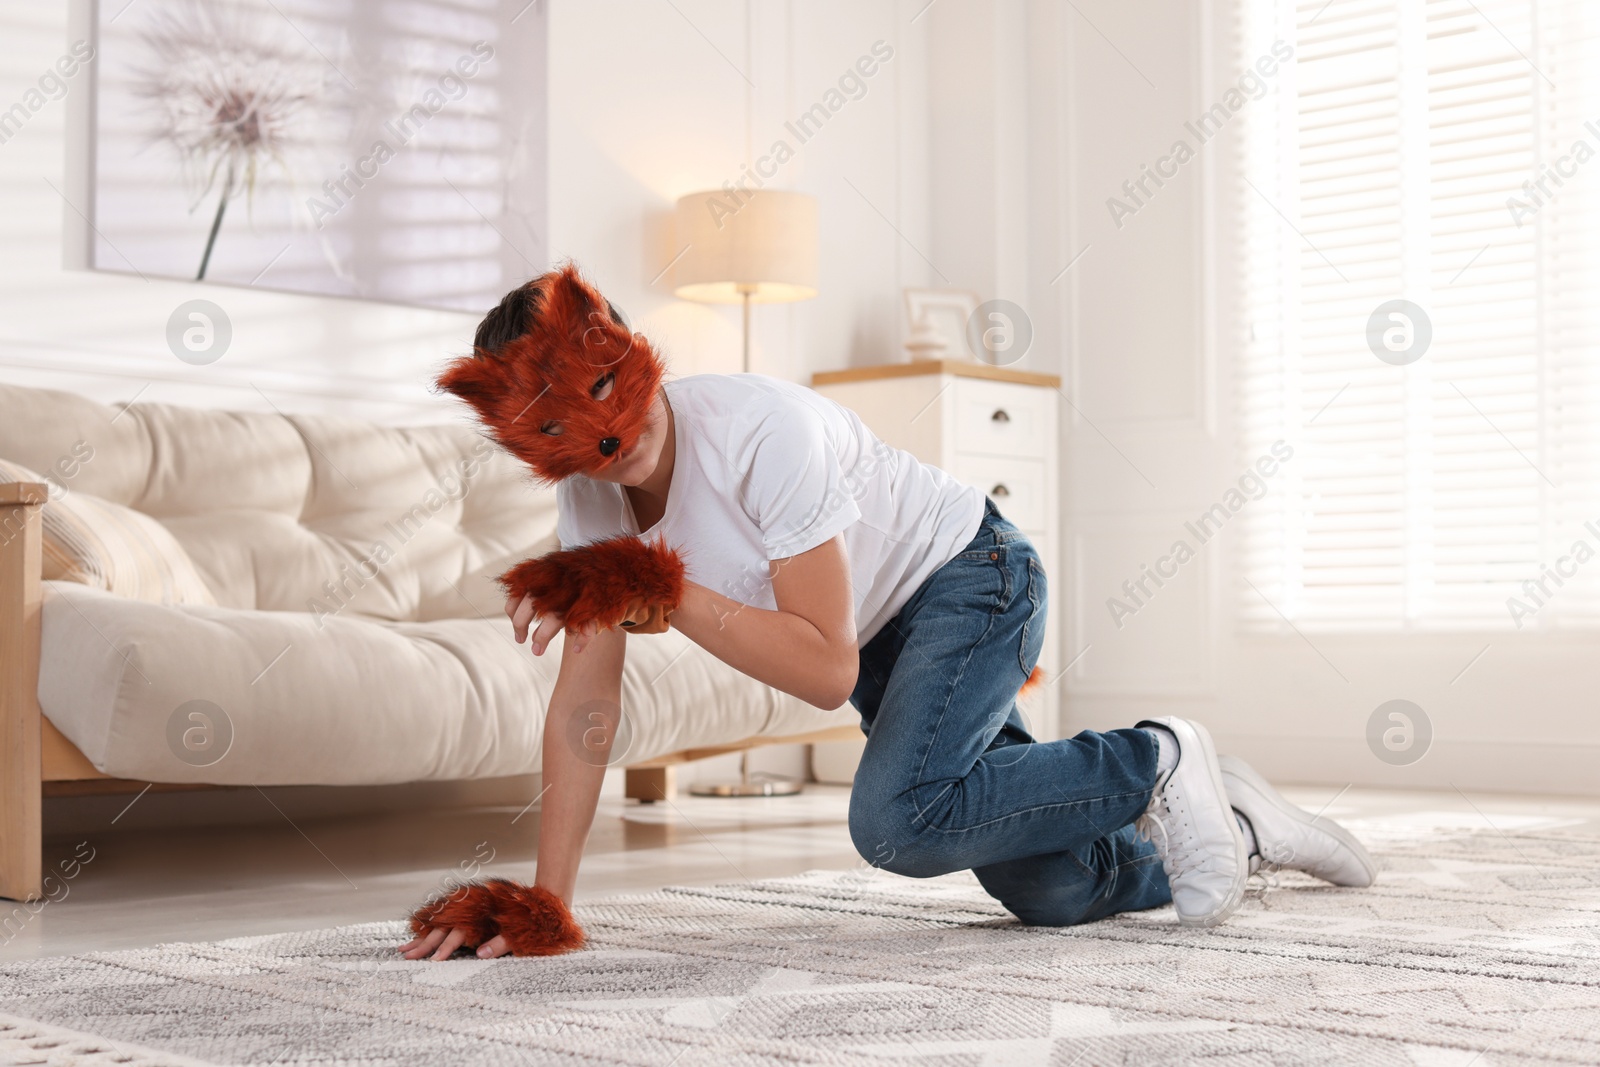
672, 189, 818, 304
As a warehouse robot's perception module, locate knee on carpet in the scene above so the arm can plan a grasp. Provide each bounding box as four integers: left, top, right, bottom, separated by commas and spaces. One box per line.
847, 798, 962, 879
990, 885, 1104, 928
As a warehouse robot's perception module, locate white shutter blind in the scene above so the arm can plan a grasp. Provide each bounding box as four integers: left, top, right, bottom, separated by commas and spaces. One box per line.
1236, 0, 1600, 632
1545, 3, 1600, 622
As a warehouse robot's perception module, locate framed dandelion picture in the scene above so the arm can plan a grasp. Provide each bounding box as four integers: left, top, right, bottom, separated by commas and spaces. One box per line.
87, 0, 547, 312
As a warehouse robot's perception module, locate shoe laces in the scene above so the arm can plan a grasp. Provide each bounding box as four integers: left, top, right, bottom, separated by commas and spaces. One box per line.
1135, 781, 1206, 877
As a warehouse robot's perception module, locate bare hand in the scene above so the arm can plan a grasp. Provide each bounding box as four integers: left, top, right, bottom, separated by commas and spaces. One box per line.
398, 926, 512, 960
506, 593, 602, 655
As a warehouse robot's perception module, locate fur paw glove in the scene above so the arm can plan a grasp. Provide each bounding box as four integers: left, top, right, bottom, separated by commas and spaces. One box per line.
408, 878, 586, 956
499, 535, 685, 634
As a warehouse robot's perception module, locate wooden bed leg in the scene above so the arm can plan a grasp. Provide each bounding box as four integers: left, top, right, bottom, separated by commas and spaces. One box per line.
0, 483, 47, 903
625, 765, 674, 804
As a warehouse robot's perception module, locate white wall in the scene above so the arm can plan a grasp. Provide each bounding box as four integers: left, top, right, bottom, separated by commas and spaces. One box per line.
545, 0, 933, 387
0, 0, 933, 424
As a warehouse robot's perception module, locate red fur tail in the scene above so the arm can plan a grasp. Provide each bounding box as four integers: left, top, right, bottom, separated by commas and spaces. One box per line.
1018, 665, 1046, 698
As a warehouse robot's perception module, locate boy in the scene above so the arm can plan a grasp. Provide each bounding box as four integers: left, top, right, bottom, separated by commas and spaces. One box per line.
402, 265, 1373, 961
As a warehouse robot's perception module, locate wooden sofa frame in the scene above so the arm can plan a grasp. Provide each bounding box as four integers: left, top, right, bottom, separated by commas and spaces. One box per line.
0, 483, 858, 902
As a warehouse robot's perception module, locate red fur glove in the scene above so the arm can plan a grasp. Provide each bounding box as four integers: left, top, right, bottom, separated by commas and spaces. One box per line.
499, 535, 686, 634
408, 878, 586, 957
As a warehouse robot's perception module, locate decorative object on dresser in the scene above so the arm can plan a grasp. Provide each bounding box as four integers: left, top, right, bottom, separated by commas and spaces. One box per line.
810, 360, 1062, 784
672, 189, 819, 372
902, 288, 980, 360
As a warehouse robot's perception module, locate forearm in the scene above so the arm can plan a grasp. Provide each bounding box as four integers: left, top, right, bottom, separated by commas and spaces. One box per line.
670, 579, 857, 708
534, 631, 625, 906
534, 726, 606, 906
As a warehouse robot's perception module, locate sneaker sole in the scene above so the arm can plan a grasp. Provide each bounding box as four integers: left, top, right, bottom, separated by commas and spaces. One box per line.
1140, 717, 1250, 929
1218, 755, 1377, 888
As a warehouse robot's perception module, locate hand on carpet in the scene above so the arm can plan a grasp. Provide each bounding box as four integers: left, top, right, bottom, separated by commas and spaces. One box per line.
399, 926, 512, 960
402, 878, 587, 960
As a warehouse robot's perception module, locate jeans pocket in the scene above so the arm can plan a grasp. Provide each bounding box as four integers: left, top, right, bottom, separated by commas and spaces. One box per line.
948, 544, 1011, 612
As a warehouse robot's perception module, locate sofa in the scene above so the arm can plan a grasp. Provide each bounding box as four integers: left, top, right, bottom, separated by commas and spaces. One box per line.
0, 383, 859, 901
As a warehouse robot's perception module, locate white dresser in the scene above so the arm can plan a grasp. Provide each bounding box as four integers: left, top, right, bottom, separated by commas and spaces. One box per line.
810, 360, 1063, 781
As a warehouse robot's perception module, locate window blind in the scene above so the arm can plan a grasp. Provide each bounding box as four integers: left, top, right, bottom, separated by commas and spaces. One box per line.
1237, 0, 1600, 632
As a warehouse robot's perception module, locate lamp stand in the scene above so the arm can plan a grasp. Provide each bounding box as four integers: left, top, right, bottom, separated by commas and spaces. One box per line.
738, 284, 756, 374
671, 276, 797, 798
688, 749, 804, 797
692, 283, 802, 798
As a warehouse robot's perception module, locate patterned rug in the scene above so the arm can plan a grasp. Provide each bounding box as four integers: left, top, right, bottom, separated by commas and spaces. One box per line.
3, 817, 1599, 1066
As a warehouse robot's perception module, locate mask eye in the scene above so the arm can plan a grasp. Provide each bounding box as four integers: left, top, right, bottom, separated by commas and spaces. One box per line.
591, 372, 615, 401
540, 421, 562, 436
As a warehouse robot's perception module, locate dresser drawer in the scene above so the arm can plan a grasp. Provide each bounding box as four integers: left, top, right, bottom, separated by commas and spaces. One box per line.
953, 455, 1047, 530
952, 378, 1051, 459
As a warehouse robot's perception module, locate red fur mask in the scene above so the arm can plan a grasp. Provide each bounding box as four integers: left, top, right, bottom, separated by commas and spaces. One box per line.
436, 264, 666, 484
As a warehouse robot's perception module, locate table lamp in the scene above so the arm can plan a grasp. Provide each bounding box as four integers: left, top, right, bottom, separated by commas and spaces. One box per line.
672, 189, 819, 372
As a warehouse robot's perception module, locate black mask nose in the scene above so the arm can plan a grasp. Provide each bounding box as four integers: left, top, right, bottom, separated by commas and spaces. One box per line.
598, 437, 621, 457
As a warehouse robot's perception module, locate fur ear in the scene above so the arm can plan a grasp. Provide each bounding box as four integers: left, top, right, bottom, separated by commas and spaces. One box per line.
499, 536, 686, 632
436, 349, 515, 410
409, 878, 586, 957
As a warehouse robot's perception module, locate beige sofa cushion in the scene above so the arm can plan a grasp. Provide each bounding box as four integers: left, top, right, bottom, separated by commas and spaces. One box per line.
40, 581, 856, 785
0, 458, 216, 606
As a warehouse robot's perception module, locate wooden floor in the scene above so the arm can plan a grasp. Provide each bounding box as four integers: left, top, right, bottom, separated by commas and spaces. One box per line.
5, 775, 1599, 962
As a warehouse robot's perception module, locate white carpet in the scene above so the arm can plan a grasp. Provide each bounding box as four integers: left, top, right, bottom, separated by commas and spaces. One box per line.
2, 816, 1598, 1066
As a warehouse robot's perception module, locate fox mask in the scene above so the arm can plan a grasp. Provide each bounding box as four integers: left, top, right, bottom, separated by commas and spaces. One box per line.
435, 263, 666, 485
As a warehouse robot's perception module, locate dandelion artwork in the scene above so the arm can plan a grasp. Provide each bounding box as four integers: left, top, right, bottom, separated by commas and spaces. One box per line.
130, 3, 325, 281
88, 0, 548, 311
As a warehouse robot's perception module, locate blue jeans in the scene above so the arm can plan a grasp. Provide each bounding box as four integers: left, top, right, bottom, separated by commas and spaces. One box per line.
847, 497, 1173, 926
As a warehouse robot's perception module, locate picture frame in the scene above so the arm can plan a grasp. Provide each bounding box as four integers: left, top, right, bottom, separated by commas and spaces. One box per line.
85, 0, 548, 313
903, 288, 980, 360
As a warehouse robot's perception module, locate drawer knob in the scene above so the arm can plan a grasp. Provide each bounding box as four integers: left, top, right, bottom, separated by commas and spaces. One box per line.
991, 408, 1011, 423
991, 483, 1010, 497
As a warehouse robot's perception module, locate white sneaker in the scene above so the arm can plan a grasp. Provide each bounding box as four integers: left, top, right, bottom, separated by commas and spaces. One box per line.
1133, 717, 1249, 928
1219, 755, 1377, 888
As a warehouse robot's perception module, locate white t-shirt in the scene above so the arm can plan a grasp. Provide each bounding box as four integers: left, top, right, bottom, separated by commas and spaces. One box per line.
555, 373, 985, 647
